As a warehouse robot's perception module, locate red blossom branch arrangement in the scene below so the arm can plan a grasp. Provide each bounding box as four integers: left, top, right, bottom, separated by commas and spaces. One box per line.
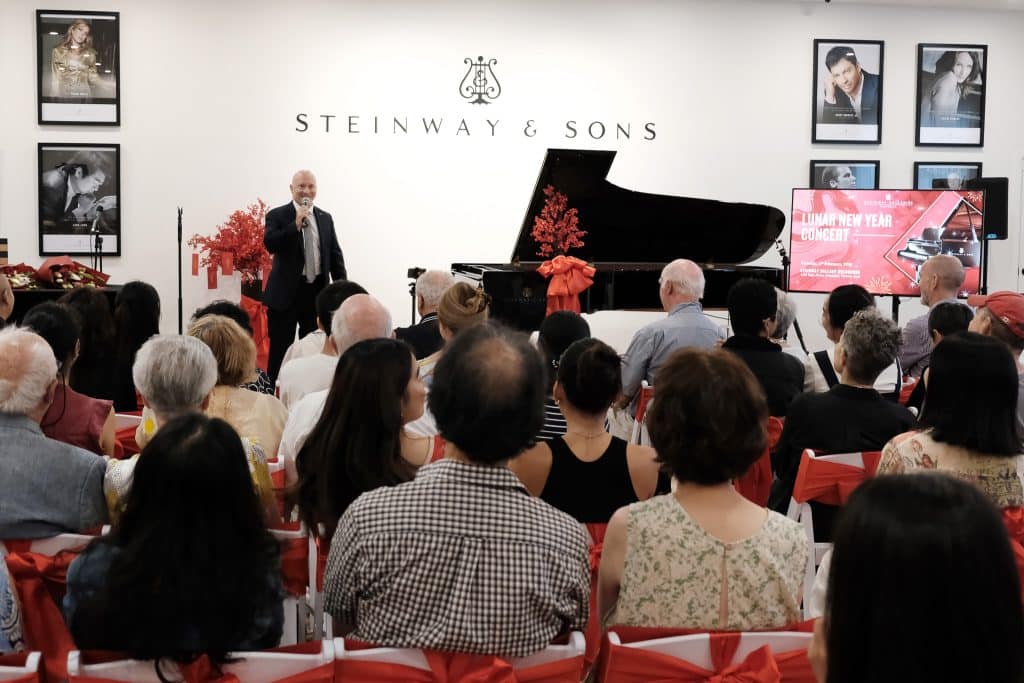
531, 185, 586, 258
189, 199, 272, 285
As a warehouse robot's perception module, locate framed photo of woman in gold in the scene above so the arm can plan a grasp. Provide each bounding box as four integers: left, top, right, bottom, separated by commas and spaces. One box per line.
36, 10, 120, 125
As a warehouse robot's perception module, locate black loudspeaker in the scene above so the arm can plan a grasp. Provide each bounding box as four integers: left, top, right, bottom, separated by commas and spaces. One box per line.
964, 177, 1009, 240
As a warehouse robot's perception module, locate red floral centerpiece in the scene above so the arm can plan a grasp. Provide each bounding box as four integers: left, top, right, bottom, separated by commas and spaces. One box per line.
189, 199, 272, 297
35, 256, 109, 289
1, 264, 42, 290
531, 185, 594, 316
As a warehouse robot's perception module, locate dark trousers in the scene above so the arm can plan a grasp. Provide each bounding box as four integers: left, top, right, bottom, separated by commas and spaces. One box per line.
266, 275, 324, 382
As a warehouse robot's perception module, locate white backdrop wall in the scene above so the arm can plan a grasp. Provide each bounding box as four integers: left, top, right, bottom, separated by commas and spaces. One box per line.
1, 0, 1023, 352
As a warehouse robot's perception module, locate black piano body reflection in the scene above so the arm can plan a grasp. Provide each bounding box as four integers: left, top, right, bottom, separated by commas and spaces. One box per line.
453, 149, 786, 331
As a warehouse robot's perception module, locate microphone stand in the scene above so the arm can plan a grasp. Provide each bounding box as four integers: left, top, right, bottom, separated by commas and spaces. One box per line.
775, 239, 808, 354
177, 207, 183, 334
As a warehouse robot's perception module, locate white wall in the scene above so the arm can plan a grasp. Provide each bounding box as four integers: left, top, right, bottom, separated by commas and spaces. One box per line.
1, 0, 1022, 351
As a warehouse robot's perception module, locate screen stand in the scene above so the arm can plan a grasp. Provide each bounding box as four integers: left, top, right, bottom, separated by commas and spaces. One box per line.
980, 237, 990, 296
891, 295, 900, 325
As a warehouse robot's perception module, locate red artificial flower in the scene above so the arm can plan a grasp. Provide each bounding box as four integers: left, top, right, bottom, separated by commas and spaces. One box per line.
530, 185, 587, 258
189, 199, 272, 285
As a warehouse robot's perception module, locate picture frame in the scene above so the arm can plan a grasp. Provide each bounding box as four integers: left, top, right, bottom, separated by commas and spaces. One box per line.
915, 43, 986, 147
38, 143, 121, 256
913, 161, 983, 190
812, 39, 884, 144
809, 160, 880, 189
36, 10, 120, 125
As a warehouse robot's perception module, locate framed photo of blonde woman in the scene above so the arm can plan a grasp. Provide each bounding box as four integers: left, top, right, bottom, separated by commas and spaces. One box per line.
915, 43, 986, 147
36, 10, 120, 125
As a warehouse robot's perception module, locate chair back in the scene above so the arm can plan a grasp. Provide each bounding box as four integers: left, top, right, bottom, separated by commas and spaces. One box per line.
0, 652, 41, 683
629, 381, 654, 445
267, 524, 310, 645
734, 416, 784, 506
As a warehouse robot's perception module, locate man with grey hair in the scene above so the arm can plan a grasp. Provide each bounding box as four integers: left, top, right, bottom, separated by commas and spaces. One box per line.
395, 270, 456, 359
616, 259, 725, 410
0, 274, 13, 329
277, 293, 393, 409
0, 327, 107, 538
900, 254, 967, 378
769, 308, 916, 515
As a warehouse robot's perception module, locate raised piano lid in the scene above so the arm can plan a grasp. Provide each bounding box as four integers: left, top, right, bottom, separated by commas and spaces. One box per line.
511, 148, 786, 266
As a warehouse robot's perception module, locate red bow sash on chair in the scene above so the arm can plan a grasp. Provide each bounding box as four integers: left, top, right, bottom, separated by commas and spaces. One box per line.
735, 418, 784, 507
583, 523, 608, 673
272, 523, 309, 598
0, 652, 41, 683
791, 451, 881, 506
536, 256, 595, 316
335, 648, 584, 683
240, 294, 270, 372
1001, 507, 1024, 592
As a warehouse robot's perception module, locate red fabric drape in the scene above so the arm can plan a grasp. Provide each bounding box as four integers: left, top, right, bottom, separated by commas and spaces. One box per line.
241, 295, 270, 372
791, 450, 881, 506
334, 647, 584, 683
536, 256, 595, 317
272, 522, 309, 598
0, 652, 41, 683
583, 522, 608, 673
735, 418, 784, 506
1002, 507, 1024, 591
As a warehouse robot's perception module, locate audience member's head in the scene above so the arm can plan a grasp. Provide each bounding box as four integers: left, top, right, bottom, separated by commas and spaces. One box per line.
727, 278, 777, 337
0, 327, 58, 420
316, 280, 367, 332
415, 270, 456, 316
187, 315, 257, 386
771, 288, 797, 342
659, 259, 705, 310
648, 348, 768, 484
193, 300, 255, 337
114, 281, 161, 359
22, 302, 81, 377
59, 287, 115, 391
437, 283, 489, 340
295, 338, 422, 536
835, 309, 901, 386
537, 311, 591, 392
816, 473, 1023, 683
133, 335, 217, 421
330, 293, 393, 355
430, 323, 545, 464
67, 413, 281, 665
968, 291, 1024, 355
922, 331, 1020, 455
556, 338, 622, 416
0, 274, 13, 323
918, 255, 965, 306
928, 301, 973, 345
822, 284, 874, 343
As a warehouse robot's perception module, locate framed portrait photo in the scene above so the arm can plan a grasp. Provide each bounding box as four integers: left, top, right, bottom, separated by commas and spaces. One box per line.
38, 143, 121, 256
36, 10, 120, 125
810, 160, 880, 189
913, 161, 982, 190
915, 43, 986, 146
812, 39, 884, 144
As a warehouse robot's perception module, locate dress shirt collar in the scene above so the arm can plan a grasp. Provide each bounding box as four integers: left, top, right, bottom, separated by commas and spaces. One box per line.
415, 458, 529, 493
668, 301, 703, 317
0, 413, 43, 435
420, 313, 439, 324
722, 335, 781, 352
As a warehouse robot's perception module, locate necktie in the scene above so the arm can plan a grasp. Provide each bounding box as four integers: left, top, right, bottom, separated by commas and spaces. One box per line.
302, 212, 317, 283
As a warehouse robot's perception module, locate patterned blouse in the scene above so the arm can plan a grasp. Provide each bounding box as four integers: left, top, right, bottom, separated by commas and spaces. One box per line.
877, 430, 1024, 507
611, 494, 806, 630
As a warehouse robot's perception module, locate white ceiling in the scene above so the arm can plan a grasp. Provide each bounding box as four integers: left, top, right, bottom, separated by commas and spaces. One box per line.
799, 0, 1024, 10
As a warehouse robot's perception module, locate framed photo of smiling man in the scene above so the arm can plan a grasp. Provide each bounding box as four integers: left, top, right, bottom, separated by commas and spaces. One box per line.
812, 39, 884, 144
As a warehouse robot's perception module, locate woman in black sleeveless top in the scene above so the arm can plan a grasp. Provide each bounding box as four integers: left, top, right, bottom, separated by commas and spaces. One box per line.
510, 338, 667, 523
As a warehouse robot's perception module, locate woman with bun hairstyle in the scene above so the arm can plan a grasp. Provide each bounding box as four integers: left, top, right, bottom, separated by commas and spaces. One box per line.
510, 338, 665, 522
417, 282, 489, 384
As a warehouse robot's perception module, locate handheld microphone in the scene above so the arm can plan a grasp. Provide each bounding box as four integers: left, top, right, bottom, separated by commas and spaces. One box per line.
301, 197, 311, 228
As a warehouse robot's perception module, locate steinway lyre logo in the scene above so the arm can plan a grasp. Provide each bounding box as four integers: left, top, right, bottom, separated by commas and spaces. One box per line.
460, 56, 501, 104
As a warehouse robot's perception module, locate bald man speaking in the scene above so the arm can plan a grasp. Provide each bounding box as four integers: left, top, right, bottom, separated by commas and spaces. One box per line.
264, 169, 346, 382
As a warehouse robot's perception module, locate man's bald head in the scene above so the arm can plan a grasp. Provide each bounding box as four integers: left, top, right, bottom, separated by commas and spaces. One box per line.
660, 258, 705, 310
0, 274, 14, 322
331, 293, 394, 355
289, 169, 318, 205
920, 255, 965, 306
0, 327, 57, 417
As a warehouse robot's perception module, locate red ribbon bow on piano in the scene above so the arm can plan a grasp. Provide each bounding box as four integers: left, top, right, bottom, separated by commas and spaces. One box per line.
536, 256, 595, 316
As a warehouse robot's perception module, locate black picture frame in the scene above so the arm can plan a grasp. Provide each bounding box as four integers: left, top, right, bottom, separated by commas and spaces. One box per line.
915, 43, 986, 147
812, 39, 884, 144
809, 160, 880, 189
36, 10, 120, 126
38, 143, 121, 256
913, 161, 983, 189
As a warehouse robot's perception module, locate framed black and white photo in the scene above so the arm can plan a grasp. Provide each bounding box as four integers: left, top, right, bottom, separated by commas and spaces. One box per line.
38, 143, 120, 256
36, 10, 120, 125
809, 160, 880, 189
915, 43, 986, 146
914, 161, 982, 190
812, 39, 884, 144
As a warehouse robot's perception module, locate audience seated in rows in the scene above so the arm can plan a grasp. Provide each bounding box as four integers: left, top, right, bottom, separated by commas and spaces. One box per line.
192, 300, 275, 395
277, 280, 369, 408
899, 254, 967, 378
535, 311, 591, 440
600, 347, 806, 630
280, 280, 367, 368
905, 300, 974, 410
417, 281, 490, 384
804, 284, 900, 398
115, 335, 278, 525
967, 290, 1024, 439
185, 315, 288, 457
112, 281, 161, 412
510, 337, 665, 523
23, 302, 116, 456
769, 309, 916, 515
809, 474, 1024, 683
394, 269, 455, 359
0, 326, 107, 538
59, 287, 116, 401
294, 338, 431, 540
723, 278, 805, 416
65, 413, 285, 667
0, 274, 13, 329
878, 332, 1024, 508
323, 323, 590, 657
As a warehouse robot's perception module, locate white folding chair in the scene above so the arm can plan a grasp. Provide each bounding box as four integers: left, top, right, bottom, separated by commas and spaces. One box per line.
0, 652, 41, 682
0, 533, 97, 557
267, 526, 307, 646
113, 414, 142, 432
607, 630, 811, 672
628, 380, 653, 446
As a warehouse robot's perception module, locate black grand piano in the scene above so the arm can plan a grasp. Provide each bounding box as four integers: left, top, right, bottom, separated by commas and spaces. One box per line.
453, 148, 786, 331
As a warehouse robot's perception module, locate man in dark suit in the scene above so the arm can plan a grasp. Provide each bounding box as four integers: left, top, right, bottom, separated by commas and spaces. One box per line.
394, 269, 454, 359
821, 45, 880, 126
263, 169, 346, 381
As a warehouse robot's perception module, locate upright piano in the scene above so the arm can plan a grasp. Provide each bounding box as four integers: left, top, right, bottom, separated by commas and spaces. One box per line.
453, 149, 786, 331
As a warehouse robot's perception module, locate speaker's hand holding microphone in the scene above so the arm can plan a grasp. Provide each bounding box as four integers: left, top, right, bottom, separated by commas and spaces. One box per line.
295, 196, 312, 231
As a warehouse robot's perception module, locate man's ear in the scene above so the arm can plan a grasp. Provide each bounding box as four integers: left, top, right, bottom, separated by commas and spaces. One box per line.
42, 378, 58, 410
200, 391, 212, 411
